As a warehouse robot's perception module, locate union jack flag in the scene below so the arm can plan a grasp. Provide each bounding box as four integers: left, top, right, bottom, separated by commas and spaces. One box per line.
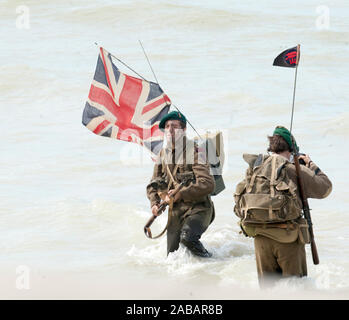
82, 47, 171, 156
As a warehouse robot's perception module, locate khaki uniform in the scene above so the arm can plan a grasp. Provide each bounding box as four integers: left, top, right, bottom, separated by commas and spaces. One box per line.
146, 137, 215, 256
237, 154, 332, 286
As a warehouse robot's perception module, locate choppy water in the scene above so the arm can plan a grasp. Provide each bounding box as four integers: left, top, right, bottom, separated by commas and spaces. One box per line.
1, 0, 349, 299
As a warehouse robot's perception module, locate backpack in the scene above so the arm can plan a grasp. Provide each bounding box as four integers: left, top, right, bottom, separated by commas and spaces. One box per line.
234, 153, 302, 224
196, 131, 225, 196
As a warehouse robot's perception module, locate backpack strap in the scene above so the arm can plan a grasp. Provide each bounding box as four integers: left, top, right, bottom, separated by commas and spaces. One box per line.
160, 149, 180, 190
166, 164, 179, 190
246, 155, 272, 193
270, 154, 277, 197
269, 155, 278, 220
160, 149, 166, 174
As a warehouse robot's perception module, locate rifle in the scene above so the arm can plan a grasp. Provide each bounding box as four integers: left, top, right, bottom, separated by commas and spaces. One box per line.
144, 179, 188, 239
293, 152, 320, 265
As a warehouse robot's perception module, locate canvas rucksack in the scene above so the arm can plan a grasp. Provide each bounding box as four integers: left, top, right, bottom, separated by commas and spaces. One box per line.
234, 153, 302, 225
196, 131, 225, 196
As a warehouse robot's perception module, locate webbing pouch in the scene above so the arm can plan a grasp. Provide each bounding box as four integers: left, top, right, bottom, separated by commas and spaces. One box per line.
297, 218, 311, 244
241, 193, 287, 223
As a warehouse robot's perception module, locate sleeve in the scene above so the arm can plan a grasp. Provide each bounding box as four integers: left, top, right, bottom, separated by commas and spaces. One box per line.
178, 162, 215, 201
146, 163, 162, 208
287, 162, 332, 199
304, 162, 332, 199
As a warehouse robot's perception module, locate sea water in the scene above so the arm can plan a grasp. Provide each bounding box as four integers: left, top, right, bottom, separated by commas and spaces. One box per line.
0, 0, 348, 299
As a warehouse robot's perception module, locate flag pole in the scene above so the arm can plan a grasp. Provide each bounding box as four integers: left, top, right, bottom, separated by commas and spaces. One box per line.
94, 42, 148, 81
138, 40, 159, 84
289, 66, 298, 133
172, 104, 204, 141
289, 44, 300, 134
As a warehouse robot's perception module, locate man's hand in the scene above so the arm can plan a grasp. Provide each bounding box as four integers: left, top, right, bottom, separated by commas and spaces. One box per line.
151, 190, 181, 217
151, 204, 160, 217
167, 189, 181, 203
298, 154, 312, 166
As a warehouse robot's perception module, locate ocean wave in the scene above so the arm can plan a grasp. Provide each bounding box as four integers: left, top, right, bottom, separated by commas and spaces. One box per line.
313, 112, 349, 136
54, 1, 255, 30
126, 223, 256, 284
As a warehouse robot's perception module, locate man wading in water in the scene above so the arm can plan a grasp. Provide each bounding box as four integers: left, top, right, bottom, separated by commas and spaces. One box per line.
146, 111, 215, 257
234, 126, 332, 287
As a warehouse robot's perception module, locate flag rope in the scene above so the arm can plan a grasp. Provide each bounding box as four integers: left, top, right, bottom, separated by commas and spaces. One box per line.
137, 41, 204, 141
95, 42, 204, 141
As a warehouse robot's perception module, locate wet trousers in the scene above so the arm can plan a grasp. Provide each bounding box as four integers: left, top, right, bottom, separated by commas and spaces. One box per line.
254, 235, 307, 287
166, 203, 213, 257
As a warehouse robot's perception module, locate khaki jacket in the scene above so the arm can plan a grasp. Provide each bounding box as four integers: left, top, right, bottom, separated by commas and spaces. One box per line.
146, 137, 215, 216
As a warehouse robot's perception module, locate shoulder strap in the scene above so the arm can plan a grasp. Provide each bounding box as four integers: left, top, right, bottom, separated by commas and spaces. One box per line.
268, 154, 278, 220
246, 155, 273, 193
270, 155, 277, 197
166, 164, 179, 190
160, 149, 181, 190
160, 149, 166, 174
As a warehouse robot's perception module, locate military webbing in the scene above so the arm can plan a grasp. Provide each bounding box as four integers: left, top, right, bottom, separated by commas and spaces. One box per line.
148, 142, 193, 239
269, 155, 277, 220
165, 164, 179, 190
160, 148, 180, 191
242, 221, 297, 230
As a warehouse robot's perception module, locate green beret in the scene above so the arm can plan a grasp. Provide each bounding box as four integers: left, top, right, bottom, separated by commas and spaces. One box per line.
159, 111, 187, 131
273, 126, 299, 152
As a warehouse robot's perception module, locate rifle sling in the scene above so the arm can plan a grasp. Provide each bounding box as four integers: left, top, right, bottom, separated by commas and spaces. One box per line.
145, 198, 173, 239
145, 161, 179, 239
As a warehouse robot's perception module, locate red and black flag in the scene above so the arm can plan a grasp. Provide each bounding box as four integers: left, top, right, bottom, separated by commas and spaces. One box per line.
273, 45, 300, 68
